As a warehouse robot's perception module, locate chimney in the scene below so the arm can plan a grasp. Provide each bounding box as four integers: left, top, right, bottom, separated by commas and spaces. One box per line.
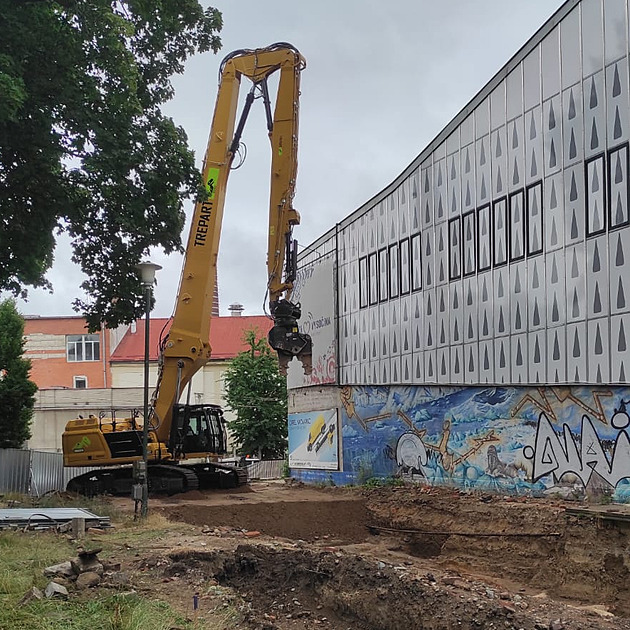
131, 321, 137, 334
229, 303, 244, 317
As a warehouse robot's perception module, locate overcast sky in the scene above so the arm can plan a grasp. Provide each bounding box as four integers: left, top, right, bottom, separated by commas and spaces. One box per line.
14, 0, 563, 320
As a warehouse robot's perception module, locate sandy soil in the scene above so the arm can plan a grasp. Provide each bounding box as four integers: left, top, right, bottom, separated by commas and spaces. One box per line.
102, 481, 630, 629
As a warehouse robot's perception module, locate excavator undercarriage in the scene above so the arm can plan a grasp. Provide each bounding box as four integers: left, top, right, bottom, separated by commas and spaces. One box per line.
66, 462, 247, 497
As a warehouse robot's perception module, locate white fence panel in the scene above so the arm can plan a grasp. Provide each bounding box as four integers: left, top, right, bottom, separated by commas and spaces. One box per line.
247, 459, 284, 480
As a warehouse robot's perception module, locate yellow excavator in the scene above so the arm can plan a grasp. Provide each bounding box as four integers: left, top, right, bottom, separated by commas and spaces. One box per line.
62, 43, 312, 495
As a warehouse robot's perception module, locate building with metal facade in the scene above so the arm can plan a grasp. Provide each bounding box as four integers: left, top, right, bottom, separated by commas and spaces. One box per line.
287, 0, 630, 501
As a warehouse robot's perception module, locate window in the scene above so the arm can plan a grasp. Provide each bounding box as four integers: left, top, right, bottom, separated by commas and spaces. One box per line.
585, 154, 606, 236
73, 376, 87, 389
67, 334, 100, 362
389, 243, 399, 298
400, 238, 411, 295
462, 211, 476, 276
448, 217, 461, 280
477, 204, 491, 271
378, 248, 388, 302
492, 197, 508, 266
411, 233, 422, 291
368, 252, 379, 306
359, 256, 369, 308
509, 190, 525, 261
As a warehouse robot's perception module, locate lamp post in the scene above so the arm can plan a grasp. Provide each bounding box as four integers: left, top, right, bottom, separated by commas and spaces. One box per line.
135, 261, 162, 518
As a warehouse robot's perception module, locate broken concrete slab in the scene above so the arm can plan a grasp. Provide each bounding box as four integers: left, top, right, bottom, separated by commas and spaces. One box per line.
45, 581, 68, 599
43, 561, 76, 579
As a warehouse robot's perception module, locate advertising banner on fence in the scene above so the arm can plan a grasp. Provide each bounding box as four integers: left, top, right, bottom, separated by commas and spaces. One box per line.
288, 408, 339, 470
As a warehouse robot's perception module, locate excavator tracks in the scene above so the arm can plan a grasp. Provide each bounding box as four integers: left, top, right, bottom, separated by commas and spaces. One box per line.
66, 462, 247, 496
186, 462, 247, 490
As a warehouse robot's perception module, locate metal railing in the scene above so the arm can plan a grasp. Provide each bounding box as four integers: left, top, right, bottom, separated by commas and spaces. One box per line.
246, 459, 285, 480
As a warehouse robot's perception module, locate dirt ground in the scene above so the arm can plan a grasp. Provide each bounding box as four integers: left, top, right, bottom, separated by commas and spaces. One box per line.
102, 481, 630, 629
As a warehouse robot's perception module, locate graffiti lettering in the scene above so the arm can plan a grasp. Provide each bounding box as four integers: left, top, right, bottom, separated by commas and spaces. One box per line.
524, 412, 630, 489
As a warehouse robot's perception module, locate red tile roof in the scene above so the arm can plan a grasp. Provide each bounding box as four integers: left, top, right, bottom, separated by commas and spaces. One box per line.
111, 316, 273, 362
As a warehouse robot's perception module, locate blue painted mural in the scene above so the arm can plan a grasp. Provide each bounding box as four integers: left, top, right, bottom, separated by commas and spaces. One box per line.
292, 385, 630, 503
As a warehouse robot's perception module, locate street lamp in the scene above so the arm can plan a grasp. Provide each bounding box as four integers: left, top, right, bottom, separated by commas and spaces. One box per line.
135, 261, 162, 518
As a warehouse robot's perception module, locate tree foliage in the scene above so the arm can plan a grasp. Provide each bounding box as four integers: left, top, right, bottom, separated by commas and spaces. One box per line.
0, 300, 37, 448
0, 0, 222, 330
223, 330, 288, 459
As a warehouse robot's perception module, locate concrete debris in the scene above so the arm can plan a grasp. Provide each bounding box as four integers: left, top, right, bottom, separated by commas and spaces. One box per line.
44, 581, 69, 599
76, 571, 101, 589
43, 561, 75, 579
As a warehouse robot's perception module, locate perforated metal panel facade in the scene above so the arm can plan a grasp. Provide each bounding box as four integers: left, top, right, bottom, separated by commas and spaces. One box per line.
301, 0, 630, 387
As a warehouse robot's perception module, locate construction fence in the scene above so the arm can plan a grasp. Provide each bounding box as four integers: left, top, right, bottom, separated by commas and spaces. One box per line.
0, 449, 285, 496
0, 449, 94, 497
246, 459, 285, 480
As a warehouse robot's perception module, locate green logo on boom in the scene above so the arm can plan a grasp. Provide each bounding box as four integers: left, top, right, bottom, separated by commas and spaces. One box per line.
206, 168, 219, 200
73, 436, 91, 452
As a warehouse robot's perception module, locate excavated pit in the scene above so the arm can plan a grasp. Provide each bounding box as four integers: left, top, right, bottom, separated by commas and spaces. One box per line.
139, 484, 630, 626
166, 545, 543, 630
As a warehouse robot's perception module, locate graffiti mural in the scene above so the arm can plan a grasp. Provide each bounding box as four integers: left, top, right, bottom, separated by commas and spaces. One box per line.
330, 385, 630, 502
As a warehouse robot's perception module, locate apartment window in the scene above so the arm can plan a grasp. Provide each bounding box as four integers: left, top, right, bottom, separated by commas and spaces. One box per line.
73, 376, 88, 389
67, 334, 100, 362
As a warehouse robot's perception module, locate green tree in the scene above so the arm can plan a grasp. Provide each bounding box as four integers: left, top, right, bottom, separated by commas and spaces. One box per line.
0, 300, 37, 448
0, 0, 222, 330
223, 330, 288, 459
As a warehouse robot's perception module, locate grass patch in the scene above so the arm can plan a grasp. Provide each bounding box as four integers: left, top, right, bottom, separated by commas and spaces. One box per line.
0, 529, 237, 630
4, 592, 194, 630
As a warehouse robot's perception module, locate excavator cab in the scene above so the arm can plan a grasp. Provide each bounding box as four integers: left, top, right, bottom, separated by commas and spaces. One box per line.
169, 403, 228, 459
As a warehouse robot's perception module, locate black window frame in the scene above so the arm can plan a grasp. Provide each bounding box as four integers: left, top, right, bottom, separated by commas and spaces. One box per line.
509, 189, 526, 262
526, 180, 544, 257
411, 233, 422, 292
368, 252, 379, 306
389, 242, 400, 298
378, 247, 388, 303
448, 217, 462, 280
359, 256, 369, 309
462, 210, 476, 277
492, 196, 508, 267
477, 203, 491, 272
399, 237, 411, 295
